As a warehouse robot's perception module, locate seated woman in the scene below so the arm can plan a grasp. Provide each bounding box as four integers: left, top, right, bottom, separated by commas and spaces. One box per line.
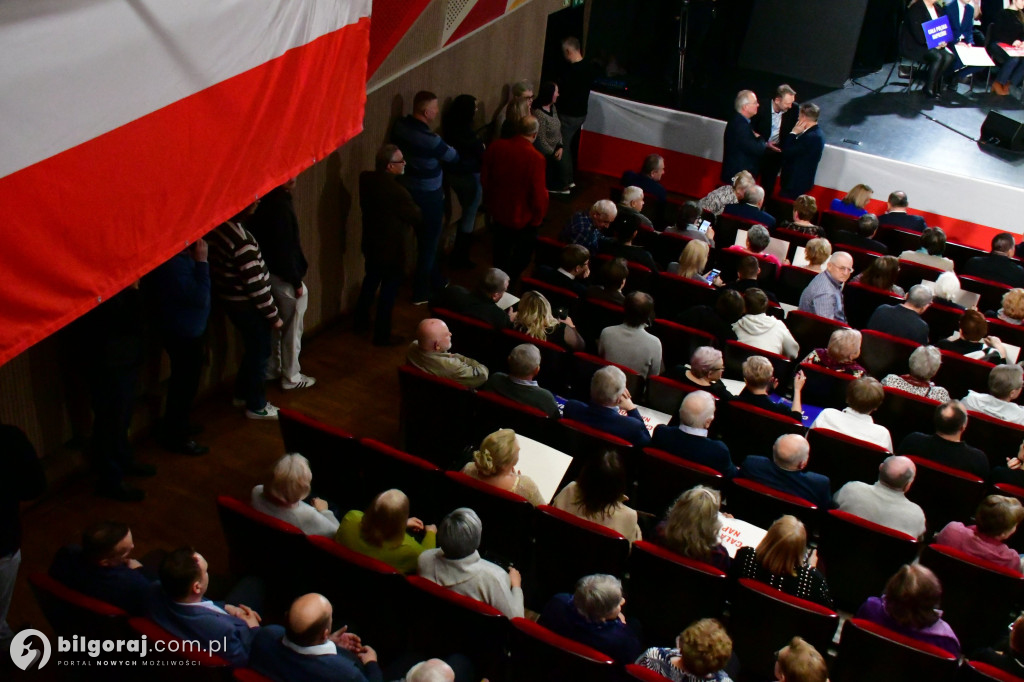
802, 238, 832, 274
852, 255, 905, 297
780, 195, 824, 237
829, 183, 873, 217
552, 450, 641, 542
856, 563, 960, 656
734, 355, 805, 419
932, 271, 964, 310
698, 170, 755, 217
461, 428, 544, 506
989, 287, 1024, 326
635, 618, 734, 682
334, 489, 436, 574
936, 309, 1007, 364
250, 453, 339, 537
538, 573, 643, 664
810, 376, 893, 451
670, 240, 723, 287
676, 290, 745, 344
657, 486, 731, 571
731, 515, 834, 608
513, 290, 585, 351
934, 494, 1024, 574
732, 288, 800, 359
417, 508, 524, 617
802, 328, 866, 378
669, 346, 733, 402
881, 345, 951, 402
901, 0, 955, 98
987, 0, 1024, 96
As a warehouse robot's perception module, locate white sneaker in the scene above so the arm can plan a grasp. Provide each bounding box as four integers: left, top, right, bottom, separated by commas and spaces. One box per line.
231, 398, 246, 408
246, 403, 279, 420
282, 374, 317, 390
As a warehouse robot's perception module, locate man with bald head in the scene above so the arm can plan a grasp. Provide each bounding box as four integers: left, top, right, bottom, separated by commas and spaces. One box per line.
406, 319, 488, 388
406, 659, 456, 681
650, 390, 736, 477
798, 251, 853, 323
249, 593, 380, 682
834, 456, 926, 538
737, 434, 832, 508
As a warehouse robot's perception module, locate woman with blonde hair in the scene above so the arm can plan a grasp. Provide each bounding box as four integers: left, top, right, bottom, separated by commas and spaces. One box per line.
461, 428, 544, 505
513, 290, 584, 351
830, 183, 873, 217
250, 453, 339, 536
731, 515, 833, 607
500, 97, 532, 138
671, 240, 723, 286
335, 489, 436, 573
636, 618, 735, 681
803, 238, 832, 273
658, 486, 731, 570
993, 288, 1024, 325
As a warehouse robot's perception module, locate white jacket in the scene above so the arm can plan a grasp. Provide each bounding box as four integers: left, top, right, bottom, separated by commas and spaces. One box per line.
732, 313, 800, 359
416, 550, 524, 617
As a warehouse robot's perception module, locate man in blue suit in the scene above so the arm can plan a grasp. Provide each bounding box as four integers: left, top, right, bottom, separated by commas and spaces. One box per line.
779, 104, 825, 200
737, 434, 832, 509
563, 365, 650, 446
721, 185, 776, 228
946, 0, 981, 80
651, 391, 736, 478
149, 547, 262, 666
721, 90, 771, 184
249, 593, 382, 682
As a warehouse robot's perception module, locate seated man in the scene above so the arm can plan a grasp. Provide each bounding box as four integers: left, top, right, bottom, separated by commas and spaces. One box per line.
732, 288, 799, 359
49, 521, 157, 615
832, 214, 888, 254
896, 400, 990, 479
963, 364, 1024, 426
865, 284, 932, 346
480, 343, 560, 418
878, 191, 927, 233
734, 355, 804, 420
723, 223, 783, 269
668, 201, 715, 247
811, 376, 893, 451
834, 455, 926, 538
563, 365, 651, 446
406, 318, 488, 389
721, 185, 776, 229
598, 291, 663, 378
433, 268, 513, 329
600, 212, 658, 272
621, 154, 667, 204
538, 574, 643, 665
617, 186, 654, 230
724, 256, 779, 303
533, 243, 590, 296
898, 227, 954, 272
584, 257, 627, 305
149, 547, 262, 666
798, 252, 853, 323
417, 508, 524, 618
651, 390, 737, 478
738, 434, 832, 509
964, 232, 1024, 288
559, 200, 617, 254
249, 593, 381, 682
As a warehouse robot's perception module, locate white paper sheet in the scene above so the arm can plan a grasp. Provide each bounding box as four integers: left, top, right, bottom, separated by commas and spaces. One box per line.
734, 229, 790, 264
515, 434, 574, 504
955, 44, 994, 66
718, 514, 768, 558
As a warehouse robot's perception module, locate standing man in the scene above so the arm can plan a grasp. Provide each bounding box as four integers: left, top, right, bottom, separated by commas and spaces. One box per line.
481, 116, 549, 284
721, 90, 771, 184
248, 178, 315, 390
208, 201, 282, 421
754, 84, 798, 194
355, 144, 422, 346
391, 91, 459, 305
558, 36, 595, 166
779, 103, 825, 200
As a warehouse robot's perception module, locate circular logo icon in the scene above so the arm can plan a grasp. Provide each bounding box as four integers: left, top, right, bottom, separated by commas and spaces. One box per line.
10, 629, 51, 671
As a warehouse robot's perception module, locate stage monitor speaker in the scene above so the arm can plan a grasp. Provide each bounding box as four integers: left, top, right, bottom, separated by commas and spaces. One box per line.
981, 111, 1024, 152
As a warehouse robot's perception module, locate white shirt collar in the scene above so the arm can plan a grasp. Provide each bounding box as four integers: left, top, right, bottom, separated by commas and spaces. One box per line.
677, 424, 709, 437
281, 636, 338, 657
557, 268, 576, 280
841, 407, 874, 422
177, 600, 228, 615
510, 377, 539, 387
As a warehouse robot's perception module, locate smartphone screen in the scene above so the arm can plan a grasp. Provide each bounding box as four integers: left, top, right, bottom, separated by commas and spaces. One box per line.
697, 220, 711, 234
705, 268, 720, 284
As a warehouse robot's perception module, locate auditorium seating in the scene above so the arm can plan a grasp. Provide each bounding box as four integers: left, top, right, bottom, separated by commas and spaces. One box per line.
932, 350, 994, 408
432, 306, 502, 370
876, 226, 922, 255
859, 329, 918, 380
567, 352, 644, 403
520, 276, 580, 317
714, 248, 778, 286
844, 281, 902, 329
821, 210, 859, 238
357, 438, 443, 519
785, 311, 850, 356
992, 481, 1024, 552
650, 319, 717, 370
775, 227, 815, 261
777, 265, 817, 306
923, 301, 965, 342
558, 419, 636, 479
438, 471, 536, 568
873, 387, 941, 446
471, 390, 556, 446
635, 448, 725, 516
726, 478, 820, 536
397, 364, 474, 467
507, 617, 618, 682
960, 274, 1013, 313
643, 375, 697, 416
715, 401, 804, 464
714, 214, 759, 249
895, 259, 947, 293
805, 428, 891, 493
831, 618, 960, 682
723, 340, 793, 383
649, 230, 692, 270
963, 409, 1024, 473
28, 572, 134, 657
799, 361, 856, 409
653, 272, 717, 318
127, 616, 231, 678
842, 244, 885, 274
278, 408, 361, 505
766, 195, 802, 226
534, 236, 566, 269
905, 457, 985, 532
496, 327, 569, 393
958, 660, 1024, 682
574, 298, 624, 350
985, 316, 1024, 351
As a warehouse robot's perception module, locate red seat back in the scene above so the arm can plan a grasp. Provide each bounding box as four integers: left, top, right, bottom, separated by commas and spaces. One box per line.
521, 276, 581, 317
650, 318, 718, 371
277, 408, 361, 508
650, 230, 693, 270
960, 274, 1013, 313
472, 390, 557, 445
567, 352, 644, 403
785, 310, 850, 355
873, 386, 941, 446
28, 572, 132, 648
860, 329, 919, 380
844, 280, 902, 329
215, 495, 306, 600
964, 409, 1024, 473
724, 339, 793, 383
508, 617, 618, 682
715, 400, 803, 465
806, 428, 890, 493
636, 448, 725, 516
831, 618, 959, 682
574, 298, 625, 351
922, 301, 964, 341
432, 306, 502, 370
357, 438, 443, 520
397, 364, 475, 467
777, 264, 818, 306
534, 236, 567, 269
438, 471, 537, 568
958, 659, 1024, 682
128, 616, 231, 670
643, 374, 699, 416
799, 361, 857, 409
726, 478, 820, 535
653, 272, 717, 318
496, 327, 569, 393
905, 457, 985, 532
932, 350, 994, 405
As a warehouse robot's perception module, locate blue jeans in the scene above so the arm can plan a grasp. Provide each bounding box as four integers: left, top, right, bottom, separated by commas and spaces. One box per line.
224, 306, 271, 411
408, 187, 446, 301
996, 57, 1024, 86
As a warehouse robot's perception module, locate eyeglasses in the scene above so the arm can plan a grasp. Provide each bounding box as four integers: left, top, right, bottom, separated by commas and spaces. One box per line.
711, 366, 725, 372
389, 158, 407, 165
832, 264, 854, 272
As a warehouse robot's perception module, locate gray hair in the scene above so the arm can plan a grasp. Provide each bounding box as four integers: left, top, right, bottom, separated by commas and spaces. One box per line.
879, 455, 916, 490
512, 80, 534, 98
747, 224, 770, 252
773, 434, 810, 470
908, 345, 942, 381
438, 508, 482, 560
905, 284, 933, 310
745, 185, 765, 206
591, 365, 627, 406
734, 89, 756, 112
590, 199, 618, 220
828, 328, 862, 362
690, 346, 723, 379
989, 364, 1024, 400
933, 271, 961, 301
620, 186, 644, 205
508, 344, 541, 378
680, 390, 716, 428
267, 453, 313, 504
406, 659, 455, 682
573, 574, 623, 622
480, 268, 510, 297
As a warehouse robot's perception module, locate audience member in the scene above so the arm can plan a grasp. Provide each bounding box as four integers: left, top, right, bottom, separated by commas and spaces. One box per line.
721, 185, 776, 229
811, 377, 893, 451
585, 257, 628, 305
406, 658, 463, 682
559, 37, 596, 166
878, 191, 927, 232
671, 201, 714, 246
335, 489, 436, 574
898, 227, 955, 271
774, 637, 829, 682
657, 486, 731, 571
538, 573, 643, 664
732, 288, 799, 358
670, 240, 722, 286
802, 238, 832, 274
699, 170, 755, 217
931, 270, 964, 310
670, 346, 733, 401
406, 319, 488, 389
753, 83, 797, 189
602, 212, 658, 272
481, 343, 560, 418
563, 365, 651, 446
0, 424, 43, 643
855, 563, 960, 657
829, 183, 873, 218
896, 400, 990, 479
434, 268, 513, 329
636, 618, 734, 682
990, 288, 1024, 326
531, 81, 573, 194
442, 94, 485, 269
622, 154, 668, 204
617, 185, 655, 230
974, 614, 1024, 677
798, 252, 853, 322
725, 223, 784, 271
417, 508, 524, 617
865, 284, 933, 345
721, 90, 768, 184
963, 232, 1024, 288
514, 290, 584, 351
651, 391, 737, 478
936, 309, 1007, 363
778, 103, 825, 200
881, 345, 951, 401
461, 428, 544, 505
738, 435, 831, 509
833, 214, 888, 254
962, 364, 1024, 425
988, 2, 1024, 96
780, 195, 823, 236
735, 356, 805, 420
676, 291, 744, 345
251, 454, 339, 537
552, 451, 641, 541
493, 80, 533, 140
534, 243, 591, 296
851, 255, 904, 296
802, 328, 865, 378
560, 199, 617, 254
934, 495, 1024, 573
731, 515, 833, 607
598, 292, 663, 378
724, 256, 778, 302
834, 455, 926, 538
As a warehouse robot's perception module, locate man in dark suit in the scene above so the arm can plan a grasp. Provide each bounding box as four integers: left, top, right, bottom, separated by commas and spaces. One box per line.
724, 256, 778, 303
433, 268, 513, 329
964, 232, 1024, 288
249, 593, 382, 682
600, 212, 659, 272
533, 244, 591, 296
621, 155, 667, 204
651, 390, 736, 477
878, 191, 927, 233
896, 400, 990, 479
721, 90, 770, 184
865, 284, 933, 345
737, 434, 832, 508
721, 185, 776, 228
779, 103, 825, 200
481, 344, 560, 418
617, 186, 655, 230
753, 84, 798, 193
832, 214, 889, 254
563, 365, 650, 446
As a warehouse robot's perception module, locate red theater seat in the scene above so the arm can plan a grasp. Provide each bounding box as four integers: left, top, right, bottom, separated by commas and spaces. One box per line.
905, 456, 985, 532
831, 618, 959, 682
726, 478, 820, 536
508, 617, 618, 682
397, 364, 475, 467
636, 448, 725, 516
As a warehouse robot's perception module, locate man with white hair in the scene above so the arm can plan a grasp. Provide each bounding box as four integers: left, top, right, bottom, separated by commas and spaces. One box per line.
405, 659, 455, 682
721, 184, 776, 229
433, 268, 514, 329
738, 434, 832, 508
798, 251, 853, 322
538, 574, 643, 664
563, 365, 650, 446
834, 455, 926, 538
560, 199, 617, 254
721, 90, 770, 184
651, 390, 736, 477
481, 343, 560, 417
617, 186, 654, 230
865, 284, 933, 345
962, 364, 1024, 426
406, 319, 488, 388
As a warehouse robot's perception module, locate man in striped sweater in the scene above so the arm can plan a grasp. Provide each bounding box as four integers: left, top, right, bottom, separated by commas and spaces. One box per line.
208, 201, 283, 420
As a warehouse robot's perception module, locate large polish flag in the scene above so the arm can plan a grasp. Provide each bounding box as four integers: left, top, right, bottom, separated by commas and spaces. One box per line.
0, 0, 371, 365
